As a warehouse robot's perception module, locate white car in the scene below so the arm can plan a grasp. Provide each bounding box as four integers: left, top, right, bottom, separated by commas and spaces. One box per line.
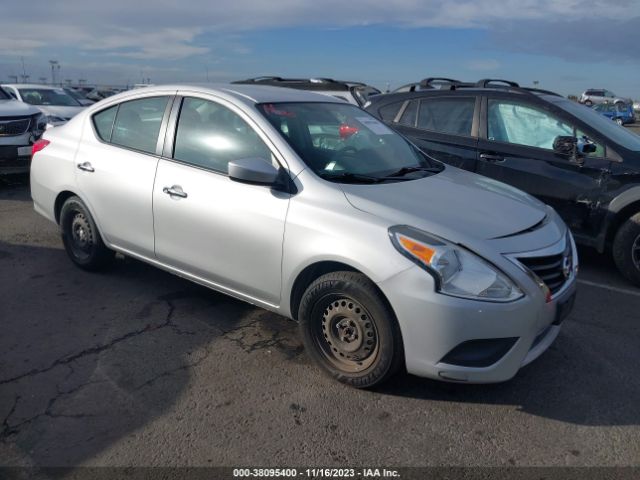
30, 84, 577, 387
2, 84, 86, 126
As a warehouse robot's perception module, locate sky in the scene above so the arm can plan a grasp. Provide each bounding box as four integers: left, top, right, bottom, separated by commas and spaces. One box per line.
1, 0, 639, 98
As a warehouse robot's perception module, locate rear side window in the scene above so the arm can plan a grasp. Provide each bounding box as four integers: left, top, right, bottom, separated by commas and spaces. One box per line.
173, 97, 272, 174
377, 102, 404, 122
110, 96, 170, 154
93, 106, 117, 141
417, 97, 475, 136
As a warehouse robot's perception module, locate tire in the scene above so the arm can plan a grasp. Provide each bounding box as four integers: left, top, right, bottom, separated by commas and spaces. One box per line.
615, 117, 624, 126
60, 196, 114, 271
298, 271, 404, 388
612, 212, 640, 286
584, 100, 593, 106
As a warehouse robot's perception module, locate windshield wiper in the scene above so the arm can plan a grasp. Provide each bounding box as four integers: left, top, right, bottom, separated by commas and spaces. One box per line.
319, 172, 387, 184
384, 165, 443, 178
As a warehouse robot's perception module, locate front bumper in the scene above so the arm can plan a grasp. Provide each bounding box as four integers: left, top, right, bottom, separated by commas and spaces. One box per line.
377, 247, 577, 384
0, 144, 32, 174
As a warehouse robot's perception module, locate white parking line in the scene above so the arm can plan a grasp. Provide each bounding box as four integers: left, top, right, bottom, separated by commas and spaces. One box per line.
578, 279, 640, 298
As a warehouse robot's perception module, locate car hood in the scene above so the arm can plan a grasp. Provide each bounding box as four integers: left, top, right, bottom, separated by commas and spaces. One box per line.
0, 99, 41, 117
341, 166, 547, 242
36, 105, 85, 120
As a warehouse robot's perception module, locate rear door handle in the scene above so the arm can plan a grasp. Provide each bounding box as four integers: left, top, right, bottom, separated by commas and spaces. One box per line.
479, 153, 505, 163
162, 185, 188, 198
77, 162, 95, 172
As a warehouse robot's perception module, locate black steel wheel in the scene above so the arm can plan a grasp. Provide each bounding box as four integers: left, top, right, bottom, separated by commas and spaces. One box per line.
612, 212, 640, 286
60, 196, 114, 271
299, 271, 403, 388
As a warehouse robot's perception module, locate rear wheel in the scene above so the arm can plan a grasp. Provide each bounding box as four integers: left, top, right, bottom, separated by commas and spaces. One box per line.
60, 196, 114, 271
612, 212, 640, 286
584, 100, 593, 106
298, 271, 403, 388
615, 117, 624, 126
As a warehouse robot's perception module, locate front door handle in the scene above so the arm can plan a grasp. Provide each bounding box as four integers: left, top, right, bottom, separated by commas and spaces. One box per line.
479, 153, 505, 163
162, 185, 188, 198
77, 162, 95, 172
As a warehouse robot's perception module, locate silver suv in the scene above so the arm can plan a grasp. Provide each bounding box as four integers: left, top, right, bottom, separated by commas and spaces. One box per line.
580, 89, 632, 106
0, 87, 46, 174
30, 85, 577, 388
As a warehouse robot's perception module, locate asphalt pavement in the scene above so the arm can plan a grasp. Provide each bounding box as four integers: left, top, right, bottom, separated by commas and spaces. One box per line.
0, 175, 638, 468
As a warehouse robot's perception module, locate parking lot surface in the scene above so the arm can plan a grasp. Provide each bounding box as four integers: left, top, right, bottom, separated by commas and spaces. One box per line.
0, 175, 639, 468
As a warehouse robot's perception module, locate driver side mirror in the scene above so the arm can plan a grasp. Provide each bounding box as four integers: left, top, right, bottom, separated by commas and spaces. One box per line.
228, 157, 280, 186
552, 135, 596, 164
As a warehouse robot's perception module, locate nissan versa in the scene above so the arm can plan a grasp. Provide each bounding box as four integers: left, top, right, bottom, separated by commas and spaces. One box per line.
30, 85, 577, 387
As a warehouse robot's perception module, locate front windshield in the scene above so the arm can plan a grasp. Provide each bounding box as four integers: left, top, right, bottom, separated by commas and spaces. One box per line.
18, 88, 81, 107
258, 102, 442, 183
553, 97, 640, 152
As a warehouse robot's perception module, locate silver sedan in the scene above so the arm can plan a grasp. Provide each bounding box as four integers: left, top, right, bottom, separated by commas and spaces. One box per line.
30, 84, 577, 387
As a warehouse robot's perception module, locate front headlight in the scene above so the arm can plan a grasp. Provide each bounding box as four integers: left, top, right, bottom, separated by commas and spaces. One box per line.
389, 225, 523, 302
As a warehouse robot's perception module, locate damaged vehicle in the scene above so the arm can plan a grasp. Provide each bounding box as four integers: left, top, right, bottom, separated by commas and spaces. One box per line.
366, 78, 640, 285
0, 86, 46, 175
2, 84, 86, 126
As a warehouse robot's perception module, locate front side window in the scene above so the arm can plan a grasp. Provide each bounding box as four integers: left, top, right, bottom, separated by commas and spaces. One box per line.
111, 96, 169, 154
417, 97, 475, 136
488, 100, 574, 150
17, 88, 81, 107
258, 102, 442, 183
173, 97, 272, 174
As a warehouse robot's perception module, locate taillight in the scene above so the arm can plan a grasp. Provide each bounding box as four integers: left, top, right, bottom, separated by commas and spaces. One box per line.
32, 139, 50, 156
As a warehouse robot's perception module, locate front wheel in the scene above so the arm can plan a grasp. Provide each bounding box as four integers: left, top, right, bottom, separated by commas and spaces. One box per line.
60, 196, 114, 271
615, 117, 624, 126
298, 271, 403, 388
612, 212, 640, 286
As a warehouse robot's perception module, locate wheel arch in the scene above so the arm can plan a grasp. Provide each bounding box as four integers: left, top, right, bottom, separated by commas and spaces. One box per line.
54, 190, 79, 224
606, 195, 640, 246
288, 260, 396, 322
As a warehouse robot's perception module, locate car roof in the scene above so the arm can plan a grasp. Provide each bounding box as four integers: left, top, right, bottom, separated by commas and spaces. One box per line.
110, 83, 347, 106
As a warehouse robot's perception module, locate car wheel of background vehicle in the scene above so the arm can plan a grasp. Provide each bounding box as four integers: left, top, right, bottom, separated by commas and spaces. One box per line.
612, 212, 640, 286
615, 117, 624, 126
60, 196, 114, 271
584, 100, 593, 106
298, 271, 404, 388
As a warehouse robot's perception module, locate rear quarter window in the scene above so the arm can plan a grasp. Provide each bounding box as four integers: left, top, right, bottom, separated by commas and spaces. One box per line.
377, 102, 404, 122
92, 106, 118, 141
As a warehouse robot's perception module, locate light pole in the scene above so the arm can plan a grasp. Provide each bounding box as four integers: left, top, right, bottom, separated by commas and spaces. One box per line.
49, 60, 59, 85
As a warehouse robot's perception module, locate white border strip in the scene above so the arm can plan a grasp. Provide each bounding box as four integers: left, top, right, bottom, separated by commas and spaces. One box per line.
578, 279, 640, 298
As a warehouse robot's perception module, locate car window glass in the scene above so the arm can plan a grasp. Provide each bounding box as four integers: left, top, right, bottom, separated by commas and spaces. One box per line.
173, 97, 273, 174
93, 106, 118, 142
417, 97, 474, 136
17, 88, 81, 106
378, 102, 403, 122
398, 100, 418, 127
488, 100, 573, 150
111, 96, 169, 154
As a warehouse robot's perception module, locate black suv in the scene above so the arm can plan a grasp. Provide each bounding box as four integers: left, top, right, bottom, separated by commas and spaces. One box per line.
232, 77, 381, 107
366, 78, 640, 285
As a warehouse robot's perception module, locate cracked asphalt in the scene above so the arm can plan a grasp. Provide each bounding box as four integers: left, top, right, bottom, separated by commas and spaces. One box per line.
0, 175, 639, 468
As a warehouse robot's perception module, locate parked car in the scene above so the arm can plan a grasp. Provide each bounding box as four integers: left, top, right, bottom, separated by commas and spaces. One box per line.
0, 86, 46, 174
593, 102, 635, 125
232, 77, 381, 107
579, 89, 632, 106
30, 84, 576, 387
366, 78, 640, 285
85, 88, 118, 102
2, 84, 85, 126
63, 87, 95, 106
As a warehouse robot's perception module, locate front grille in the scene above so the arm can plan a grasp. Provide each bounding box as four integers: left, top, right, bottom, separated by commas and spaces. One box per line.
517, 239, 573, 296
0, 117, 31, 136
